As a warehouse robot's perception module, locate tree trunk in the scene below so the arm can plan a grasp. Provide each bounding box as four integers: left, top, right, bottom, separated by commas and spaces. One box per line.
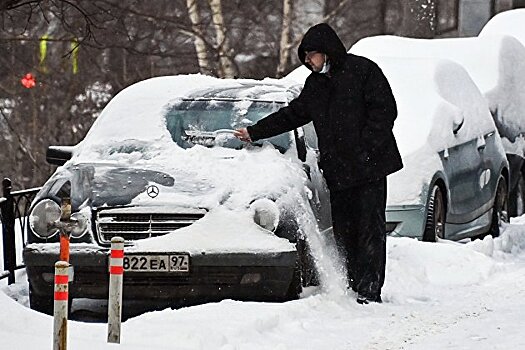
186, 0, 213, 75
378, 0, 387, 33
276, 0, 293, 78
208, 0, 237, 78
399, 0, 436, 38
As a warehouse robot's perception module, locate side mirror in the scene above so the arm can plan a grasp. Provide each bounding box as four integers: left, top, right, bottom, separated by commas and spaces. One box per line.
453, 117, 464, 135
46, 146, 74, 166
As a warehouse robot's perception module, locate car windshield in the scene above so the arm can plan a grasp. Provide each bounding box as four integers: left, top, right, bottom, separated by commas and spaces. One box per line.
165, 99, 291, 152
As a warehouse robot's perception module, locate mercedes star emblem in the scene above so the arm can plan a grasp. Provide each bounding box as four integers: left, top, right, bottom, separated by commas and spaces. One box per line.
146, 185, 160, 198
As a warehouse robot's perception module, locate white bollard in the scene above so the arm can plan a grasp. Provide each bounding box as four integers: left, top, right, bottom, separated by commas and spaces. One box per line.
53, 261, 69, 350
107, 236, 124, 344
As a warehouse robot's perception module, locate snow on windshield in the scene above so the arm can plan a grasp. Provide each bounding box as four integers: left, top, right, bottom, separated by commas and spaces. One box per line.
77, 75, 297, 151
351, 35, 525, 155
164, 99, 290, 151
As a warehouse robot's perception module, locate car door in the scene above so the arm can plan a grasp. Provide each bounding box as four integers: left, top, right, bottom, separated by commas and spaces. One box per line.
439, 116, 486, 232
440, 113, 501, 238
478, 129, 504, 209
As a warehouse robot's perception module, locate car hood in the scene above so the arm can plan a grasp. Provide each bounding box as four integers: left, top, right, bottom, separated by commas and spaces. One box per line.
43, 144, 308, 212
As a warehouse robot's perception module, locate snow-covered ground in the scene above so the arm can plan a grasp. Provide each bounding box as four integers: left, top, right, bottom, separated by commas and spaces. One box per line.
2, 217, 525, 349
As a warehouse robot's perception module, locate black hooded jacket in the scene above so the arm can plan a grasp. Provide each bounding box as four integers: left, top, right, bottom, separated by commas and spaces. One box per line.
247, 23, 403, 190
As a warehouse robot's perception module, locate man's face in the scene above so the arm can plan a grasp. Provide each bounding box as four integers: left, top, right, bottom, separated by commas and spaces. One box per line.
305, 51, 325, 72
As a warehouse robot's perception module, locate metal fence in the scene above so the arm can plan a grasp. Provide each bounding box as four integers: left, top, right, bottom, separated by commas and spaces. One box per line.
0, 178, 41, 284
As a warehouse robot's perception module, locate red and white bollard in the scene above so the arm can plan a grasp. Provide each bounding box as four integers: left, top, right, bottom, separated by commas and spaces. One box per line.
107, 236, 124, 344
53, 261, 69, 350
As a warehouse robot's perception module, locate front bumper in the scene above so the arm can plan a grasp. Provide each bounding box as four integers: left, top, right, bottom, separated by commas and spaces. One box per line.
386, 204, 426, 239
24, 243, 298, 305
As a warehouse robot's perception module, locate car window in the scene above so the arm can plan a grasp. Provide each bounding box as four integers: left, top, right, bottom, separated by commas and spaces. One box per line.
165, 99, 292, 152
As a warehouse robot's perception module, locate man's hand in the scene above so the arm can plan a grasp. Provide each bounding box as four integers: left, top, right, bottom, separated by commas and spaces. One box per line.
234, 128, 252, 142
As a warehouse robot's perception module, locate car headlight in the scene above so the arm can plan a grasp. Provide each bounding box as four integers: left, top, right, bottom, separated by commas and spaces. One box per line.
69, 212, 89, 238
250, 198, 280, 232
29, 199, 61, 238
29, 199, 90, 239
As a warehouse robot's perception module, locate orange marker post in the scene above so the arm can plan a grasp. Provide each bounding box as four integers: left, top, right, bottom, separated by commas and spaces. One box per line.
53, 261, 69, 350
59, 233, 70, 263
107, 236, 125, 344
59, 198, 71, 263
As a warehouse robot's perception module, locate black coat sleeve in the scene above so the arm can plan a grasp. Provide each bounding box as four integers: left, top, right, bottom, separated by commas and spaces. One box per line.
361, 62, 398, 155
247, 79, 314, 142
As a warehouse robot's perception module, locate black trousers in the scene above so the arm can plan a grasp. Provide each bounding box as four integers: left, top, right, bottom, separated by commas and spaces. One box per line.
329, 178, 387, 300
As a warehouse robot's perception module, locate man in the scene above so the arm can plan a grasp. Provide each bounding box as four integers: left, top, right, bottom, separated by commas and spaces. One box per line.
234, 23, 403, 304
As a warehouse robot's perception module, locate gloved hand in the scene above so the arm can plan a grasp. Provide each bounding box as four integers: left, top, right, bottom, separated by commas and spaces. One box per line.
233, 128, 252, 142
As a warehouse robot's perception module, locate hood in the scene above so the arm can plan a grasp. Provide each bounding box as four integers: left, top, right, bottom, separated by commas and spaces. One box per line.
42, 145, 309, 212
298, 23, 347, 71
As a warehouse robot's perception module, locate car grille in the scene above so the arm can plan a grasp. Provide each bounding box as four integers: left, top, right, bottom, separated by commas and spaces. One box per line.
96, 209, 206, 243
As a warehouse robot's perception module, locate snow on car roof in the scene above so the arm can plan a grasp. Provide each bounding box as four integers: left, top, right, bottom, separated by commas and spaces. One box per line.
350, 35, 525, 145
79, 74, 298, 148
284, 55, 494, 157
480, 9, 525, 46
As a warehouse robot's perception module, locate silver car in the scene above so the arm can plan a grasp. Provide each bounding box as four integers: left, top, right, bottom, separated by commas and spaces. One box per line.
373, 57, 509, 242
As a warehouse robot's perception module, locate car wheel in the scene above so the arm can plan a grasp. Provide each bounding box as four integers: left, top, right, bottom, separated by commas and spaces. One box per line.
509, 172, 525, 217
423, 185, 446, 242
489, 176, 509, 237
29, 283, 54, 315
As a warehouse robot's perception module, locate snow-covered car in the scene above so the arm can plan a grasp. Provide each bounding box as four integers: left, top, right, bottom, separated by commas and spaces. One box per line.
23, 75, 330, 315
350, 35, 525, 217
286, 54, 509, 242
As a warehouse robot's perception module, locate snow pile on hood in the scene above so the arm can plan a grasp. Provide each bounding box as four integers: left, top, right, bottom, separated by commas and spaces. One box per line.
78, 145, 307, 210
71, 145, 310, 254
480, 9, 525, 46
351, 35, 525, 156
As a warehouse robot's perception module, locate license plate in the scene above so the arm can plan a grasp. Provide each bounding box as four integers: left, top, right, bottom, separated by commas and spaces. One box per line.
122, 254, 190, 272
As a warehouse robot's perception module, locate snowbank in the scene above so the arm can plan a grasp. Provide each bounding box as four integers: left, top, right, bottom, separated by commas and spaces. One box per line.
3, 224, 525, 349
468, 218, 525, 258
